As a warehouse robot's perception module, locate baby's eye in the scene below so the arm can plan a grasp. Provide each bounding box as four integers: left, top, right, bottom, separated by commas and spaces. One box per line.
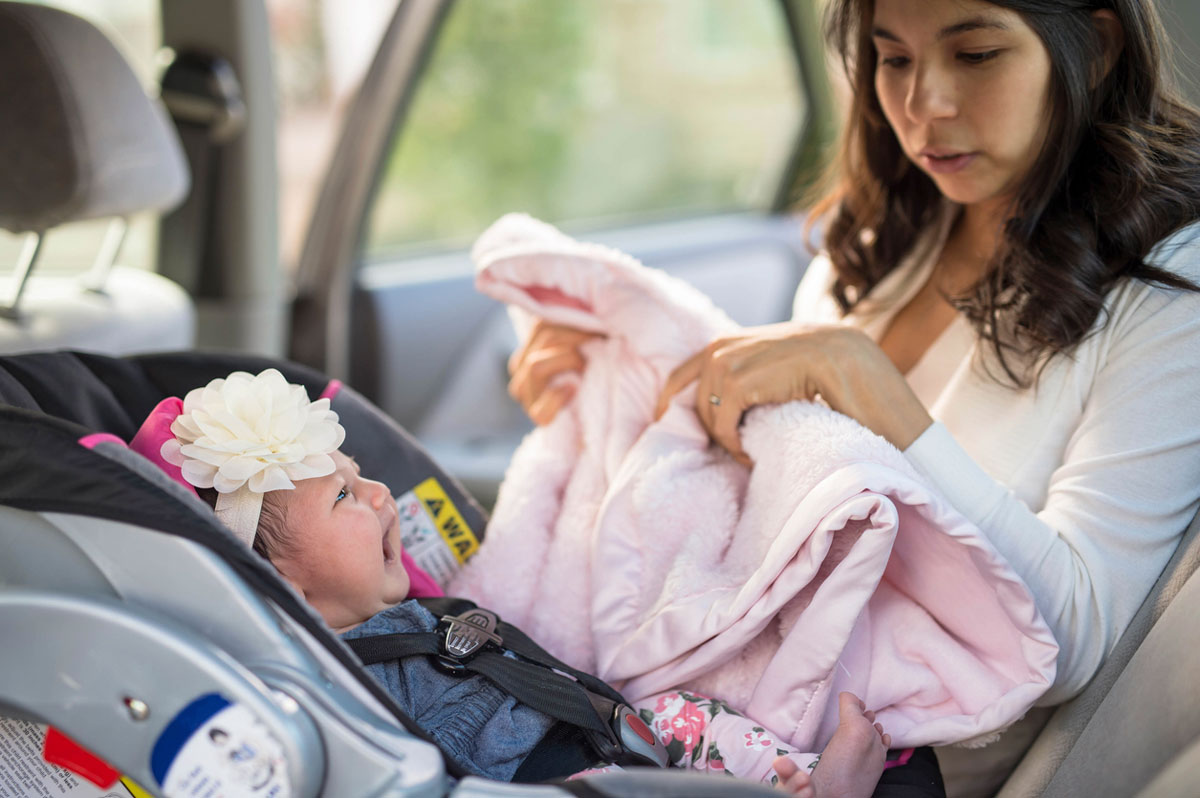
335, 487, 348, 504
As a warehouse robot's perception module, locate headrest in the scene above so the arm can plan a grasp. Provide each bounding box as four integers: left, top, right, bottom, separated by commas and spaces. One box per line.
0, 2, 189, 233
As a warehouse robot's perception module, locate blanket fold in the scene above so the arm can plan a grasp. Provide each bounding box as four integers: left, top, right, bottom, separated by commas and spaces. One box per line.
449, 213, 1057, 753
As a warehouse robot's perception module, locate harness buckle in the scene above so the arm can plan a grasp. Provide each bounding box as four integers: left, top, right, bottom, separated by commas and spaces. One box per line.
436, 608, 503, 674
609, 703, 670, 768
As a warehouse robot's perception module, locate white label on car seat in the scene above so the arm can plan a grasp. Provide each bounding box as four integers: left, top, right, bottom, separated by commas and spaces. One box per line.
152, 694, 290, 798
396, 477, 478, 584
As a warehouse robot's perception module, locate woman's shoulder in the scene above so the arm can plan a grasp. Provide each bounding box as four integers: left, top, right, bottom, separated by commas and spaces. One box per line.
1095, 221, 1200, 350
1147, 219, 1200, 281
791, 252, 842, 323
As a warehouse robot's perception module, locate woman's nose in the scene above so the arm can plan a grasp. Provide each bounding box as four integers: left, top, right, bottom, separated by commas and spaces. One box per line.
906, 65, 957, 123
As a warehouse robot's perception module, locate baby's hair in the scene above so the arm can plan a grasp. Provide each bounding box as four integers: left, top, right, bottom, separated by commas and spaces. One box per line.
196, 487, 293, 562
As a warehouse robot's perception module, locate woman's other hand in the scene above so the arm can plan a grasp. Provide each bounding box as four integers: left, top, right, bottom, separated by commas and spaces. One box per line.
508, 319, 603, 425
654, 323, 932, 464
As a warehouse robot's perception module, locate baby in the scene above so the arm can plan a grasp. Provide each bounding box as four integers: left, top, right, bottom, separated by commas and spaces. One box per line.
144, 369, 901, 795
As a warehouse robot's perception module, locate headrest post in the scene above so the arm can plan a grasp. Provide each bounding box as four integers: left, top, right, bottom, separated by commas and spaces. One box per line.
81, 217, 129, 294
1, 232, 44, 321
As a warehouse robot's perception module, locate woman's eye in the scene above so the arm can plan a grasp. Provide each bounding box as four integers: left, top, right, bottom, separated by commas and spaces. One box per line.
879, 55, 910, 69
959, 50, 1001, 65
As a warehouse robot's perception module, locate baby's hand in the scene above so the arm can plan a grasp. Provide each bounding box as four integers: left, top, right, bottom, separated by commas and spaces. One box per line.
774, 693, 890, 798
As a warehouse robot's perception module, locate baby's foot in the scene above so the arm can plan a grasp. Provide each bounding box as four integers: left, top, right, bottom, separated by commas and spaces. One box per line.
783, 692, 890, 798
772, 756, 815, 796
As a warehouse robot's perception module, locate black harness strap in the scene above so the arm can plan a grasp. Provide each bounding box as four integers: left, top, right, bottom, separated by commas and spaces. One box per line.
462, 651, 613, 734
344, 621, 613, 735
346, 631, 440, 664
344, 597, 671, 773
415, 597, 627, 704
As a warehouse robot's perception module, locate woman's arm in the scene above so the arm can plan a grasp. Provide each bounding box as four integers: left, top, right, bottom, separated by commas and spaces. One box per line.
905, 272, 1200, 702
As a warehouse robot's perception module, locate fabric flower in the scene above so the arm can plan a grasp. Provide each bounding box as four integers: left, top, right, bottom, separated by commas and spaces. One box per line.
662, 699, 707, 755
161, 368, 345, 495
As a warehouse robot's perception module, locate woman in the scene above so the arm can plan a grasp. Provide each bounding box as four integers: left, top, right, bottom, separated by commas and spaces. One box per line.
509, 0, 1200, 790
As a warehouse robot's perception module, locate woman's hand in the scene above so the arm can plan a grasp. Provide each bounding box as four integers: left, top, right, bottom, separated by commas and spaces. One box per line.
508, 319, 604, 425
654, 323, 933, 464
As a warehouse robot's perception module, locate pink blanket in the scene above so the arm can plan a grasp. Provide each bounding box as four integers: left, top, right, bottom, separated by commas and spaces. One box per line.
449, 214, 1057, 752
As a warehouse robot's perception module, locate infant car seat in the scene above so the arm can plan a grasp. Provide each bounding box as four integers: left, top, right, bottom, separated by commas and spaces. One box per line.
0, 349, 780, 798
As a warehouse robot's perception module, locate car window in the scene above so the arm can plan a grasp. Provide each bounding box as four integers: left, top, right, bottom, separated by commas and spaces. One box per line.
0, 0, 161, 276
362, 0, 807, 256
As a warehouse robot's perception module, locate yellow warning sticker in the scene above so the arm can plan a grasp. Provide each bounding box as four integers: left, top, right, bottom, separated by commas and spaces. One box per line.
412, 478, 478, 563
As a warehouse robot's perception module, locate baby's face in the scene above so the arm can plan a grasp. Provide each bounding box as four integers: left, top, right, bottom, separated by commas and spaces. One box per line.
269, 450, 410, 631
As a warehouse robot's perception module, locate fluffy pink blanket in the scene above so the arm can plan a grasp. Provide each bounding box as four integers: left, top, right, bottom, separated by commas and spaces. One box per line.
449, 214, 1057, 752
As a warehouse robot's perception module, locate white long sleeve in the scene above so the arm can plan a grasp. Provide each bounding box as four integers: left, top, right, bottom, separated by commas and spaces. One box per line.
794, 222, 1200, 703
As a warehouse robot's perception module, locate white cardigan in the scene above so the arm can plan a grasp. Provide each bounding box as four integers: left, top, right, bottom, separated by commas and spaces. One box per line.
793, 212, 1200, 704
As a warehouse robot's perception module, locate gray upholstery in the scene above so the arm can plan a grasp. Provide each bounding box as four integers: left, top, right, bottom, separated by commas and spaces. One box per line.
1137, 734, 1200, 798
0, 2, 188, 233
996, 508, 1200, 797
1038, 564, 1200, 795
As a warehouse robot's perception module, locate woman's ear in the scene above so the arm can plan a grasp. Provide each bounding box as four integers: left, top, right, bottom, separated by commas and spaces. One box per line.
1091, 9, 1125, 84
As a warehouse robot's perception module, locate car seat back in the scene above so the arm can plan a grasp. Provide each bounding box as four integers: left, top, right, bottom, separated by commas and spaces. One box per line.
0, 2, 194, 354
0, 351, 481, 794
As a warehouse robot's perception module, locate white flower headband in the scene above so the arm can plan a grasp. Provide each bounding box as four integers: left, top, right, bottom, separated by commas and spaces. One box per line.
161, 368, 346, 546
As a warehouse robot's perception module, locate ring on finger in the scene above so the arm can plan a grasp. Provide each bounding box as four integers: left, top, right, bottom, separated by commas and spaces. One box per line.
708, 393, 722, 406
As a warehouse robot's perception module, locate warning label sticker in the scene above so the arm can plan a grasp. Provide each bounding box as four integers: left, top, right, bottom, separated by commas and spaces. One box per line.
396, 478, 479, 585
0, 717, 142, 798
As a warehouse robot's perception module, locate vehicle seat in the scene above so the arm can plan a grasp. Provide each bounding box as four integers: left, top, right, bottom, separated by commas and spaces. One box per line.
0, 2, 194, 355
996, 506, 1200, 797
934, 504, 1200, 797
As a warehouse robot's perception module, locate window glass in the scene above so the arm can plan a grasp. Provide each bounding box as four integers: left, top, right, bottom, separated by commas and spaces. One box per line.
363, 0, 806, 255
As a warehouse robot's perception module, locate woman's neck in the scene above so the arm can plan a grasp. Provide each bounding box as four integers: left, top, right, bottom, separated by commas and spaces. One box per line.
939, 199, 1009, 292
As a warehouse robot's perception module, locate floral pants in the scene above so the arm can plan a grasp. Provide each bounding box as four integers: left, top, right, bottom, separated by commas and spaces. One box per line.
633, 690, 820, 786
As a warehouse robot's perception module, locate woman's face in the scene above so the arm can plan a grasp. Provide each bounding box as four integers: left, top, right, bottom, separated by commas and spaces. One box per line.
871, 0, 1054, 213
270, 450, 410, 632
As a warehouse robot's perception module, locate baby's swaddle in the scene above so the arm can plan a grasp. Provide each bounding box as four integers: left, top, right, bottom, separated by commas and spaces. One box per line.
449, 214, 1057, 753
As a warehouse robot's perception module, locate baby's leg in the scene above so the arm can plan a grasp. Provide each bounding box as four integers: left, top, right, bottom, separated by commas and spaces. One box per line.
773, 692, 890, 797
636, 691, 819, 783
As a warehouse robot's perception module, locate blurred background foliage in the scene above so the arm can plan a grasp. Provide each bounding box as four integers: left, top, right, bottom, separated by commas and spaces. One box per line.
364, 0, 806, 253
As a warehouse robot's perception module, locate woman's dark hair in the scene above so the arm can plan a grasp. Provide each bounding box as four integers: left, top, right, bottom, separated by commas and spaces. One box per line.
196, 487, 293, 562
812, 0, 1200, 385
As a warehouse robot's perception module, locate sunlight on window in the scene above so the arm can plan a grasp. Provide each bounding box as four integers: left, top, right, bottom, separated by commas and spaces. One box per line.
363, 0, 806, 254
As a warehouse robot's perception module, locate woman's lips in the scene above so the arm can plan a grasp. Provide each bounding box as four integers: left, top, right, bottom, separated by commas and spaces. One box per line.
920, 150, 978, 174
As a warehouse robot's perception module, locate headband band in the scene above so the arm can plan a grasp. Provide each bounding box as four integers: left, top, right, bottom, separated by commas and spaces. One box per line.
160, 368, 346, 546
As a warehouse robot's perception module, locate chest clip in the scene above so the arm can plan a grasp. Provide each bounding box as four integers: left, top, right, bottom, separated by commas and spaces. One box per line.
437, 608, 503, 673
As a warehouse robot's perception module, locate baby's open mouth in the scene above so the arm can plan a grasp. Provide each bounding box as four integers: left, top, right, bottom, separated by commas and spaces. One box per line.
382, 531, 397, 564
